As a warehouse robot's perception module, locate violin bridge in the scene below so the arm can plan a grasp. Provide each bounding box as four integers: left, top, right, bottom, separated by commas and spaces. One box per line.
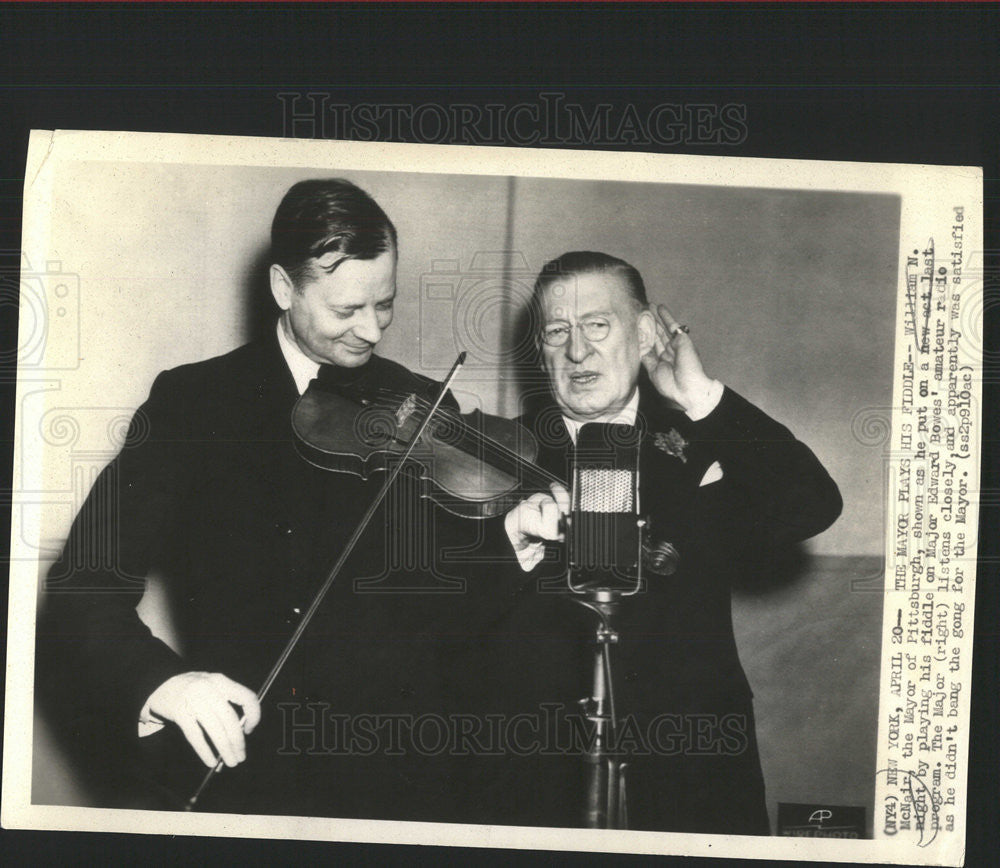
395, 393, 418, 428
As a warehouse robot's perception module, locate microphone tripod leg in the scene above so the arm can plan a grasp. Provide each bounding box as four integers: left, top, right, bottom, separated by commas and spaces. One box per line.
617, 761, 628, 829
577, 595, 629, 830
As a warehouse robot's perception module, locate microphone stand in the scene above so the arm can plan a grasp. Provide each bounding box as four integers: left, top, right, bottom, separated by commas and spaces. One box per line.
573, 588, 632, 830
565, 500, 645, 831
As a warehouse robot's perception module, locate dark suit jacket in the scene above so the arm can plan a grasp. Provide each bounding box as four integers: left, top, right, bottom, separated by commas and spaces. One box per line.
36, 333, 502, 819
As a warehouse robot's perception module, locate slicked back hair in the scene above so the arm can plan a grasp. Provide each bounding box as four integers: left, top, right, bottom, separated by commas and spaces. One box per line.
531, 251, 649, 321
271, 178, 397, 288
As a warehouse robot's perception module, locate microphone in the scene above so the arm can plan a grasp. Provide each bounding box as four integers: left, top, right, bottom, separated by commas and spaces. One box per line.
567, 423, 644, 594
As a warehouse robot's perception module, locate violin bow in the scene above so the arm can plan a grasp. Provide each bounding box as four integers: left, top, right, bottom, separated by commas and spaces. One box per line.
185, 352, 468, 810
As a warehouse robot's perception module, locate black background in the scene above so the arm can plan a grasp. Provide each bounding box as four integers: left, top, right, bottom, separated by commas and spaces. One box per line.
1, 3, 997, 867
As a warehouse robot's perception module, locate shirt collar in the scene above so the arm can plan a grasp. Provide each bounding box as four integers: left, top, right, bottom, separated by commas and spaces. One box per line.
275, 319, 320, 396
562, 389, 640, 444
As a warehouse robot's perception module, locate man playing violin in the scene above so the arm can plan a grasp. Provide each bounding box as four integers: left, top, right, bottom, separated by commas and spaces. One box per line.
450, 251, 844, 834
35, 178, 481, 818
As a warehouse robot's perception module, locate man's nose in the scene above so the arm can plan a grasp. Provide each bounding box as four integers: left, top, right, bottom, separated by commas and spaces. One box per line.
564, 326, 592, 363
352, 307, 382, 344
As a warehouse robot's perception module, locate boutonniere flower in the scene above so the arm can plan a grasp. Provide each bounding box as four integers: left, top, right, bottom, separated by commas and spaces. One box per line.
653, 428, 689, 463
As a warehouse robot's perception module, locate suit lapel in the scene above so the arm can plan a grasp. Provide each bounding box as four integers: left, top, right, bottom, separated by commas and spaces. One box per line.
636, 386, 701, 488
242, 333, 332, 540
531, 414, 573, 482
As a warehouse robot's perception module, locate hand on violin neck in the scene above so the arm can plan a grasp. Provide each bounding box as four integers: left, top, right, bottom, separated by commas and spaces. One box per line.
504, 483, 570, 571
143, 671, 261, 769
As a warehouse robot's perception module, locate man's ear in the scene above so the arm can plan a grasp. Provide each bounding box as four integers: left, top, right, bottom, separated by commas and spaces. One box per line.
637, 308, 657, 357
269, 264, 294, 311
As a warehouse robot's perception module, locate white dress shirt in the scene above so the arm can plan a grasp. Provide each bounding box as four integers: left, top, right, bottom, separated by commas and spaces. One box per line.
276, 319, 320, 396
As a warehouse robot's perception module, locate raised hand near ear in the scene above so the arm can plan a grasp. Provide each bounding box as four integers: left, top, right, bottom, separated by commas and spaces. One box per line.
641, 303, 715, 414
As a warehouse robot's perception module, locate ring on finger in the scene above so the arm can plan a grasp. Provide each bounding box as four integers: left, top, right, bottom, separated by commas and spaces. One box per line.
669, 323, 691, 336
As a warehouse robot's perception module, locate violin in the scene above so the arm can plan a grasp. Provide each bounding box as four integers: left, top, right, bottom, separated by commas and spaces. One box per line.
291, 352, 680, 576
291, 353, 561, 518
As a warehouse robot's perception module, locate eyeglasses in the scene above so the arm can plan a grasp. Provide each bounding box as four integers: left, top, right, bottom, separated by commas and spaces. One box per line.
540, 318, 612, 347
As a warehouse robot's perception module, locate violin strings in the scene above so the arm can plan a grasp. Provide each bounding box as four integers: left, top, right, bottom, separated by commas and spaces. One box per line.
392, 389, 564, 490
340, 384, 563, 490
